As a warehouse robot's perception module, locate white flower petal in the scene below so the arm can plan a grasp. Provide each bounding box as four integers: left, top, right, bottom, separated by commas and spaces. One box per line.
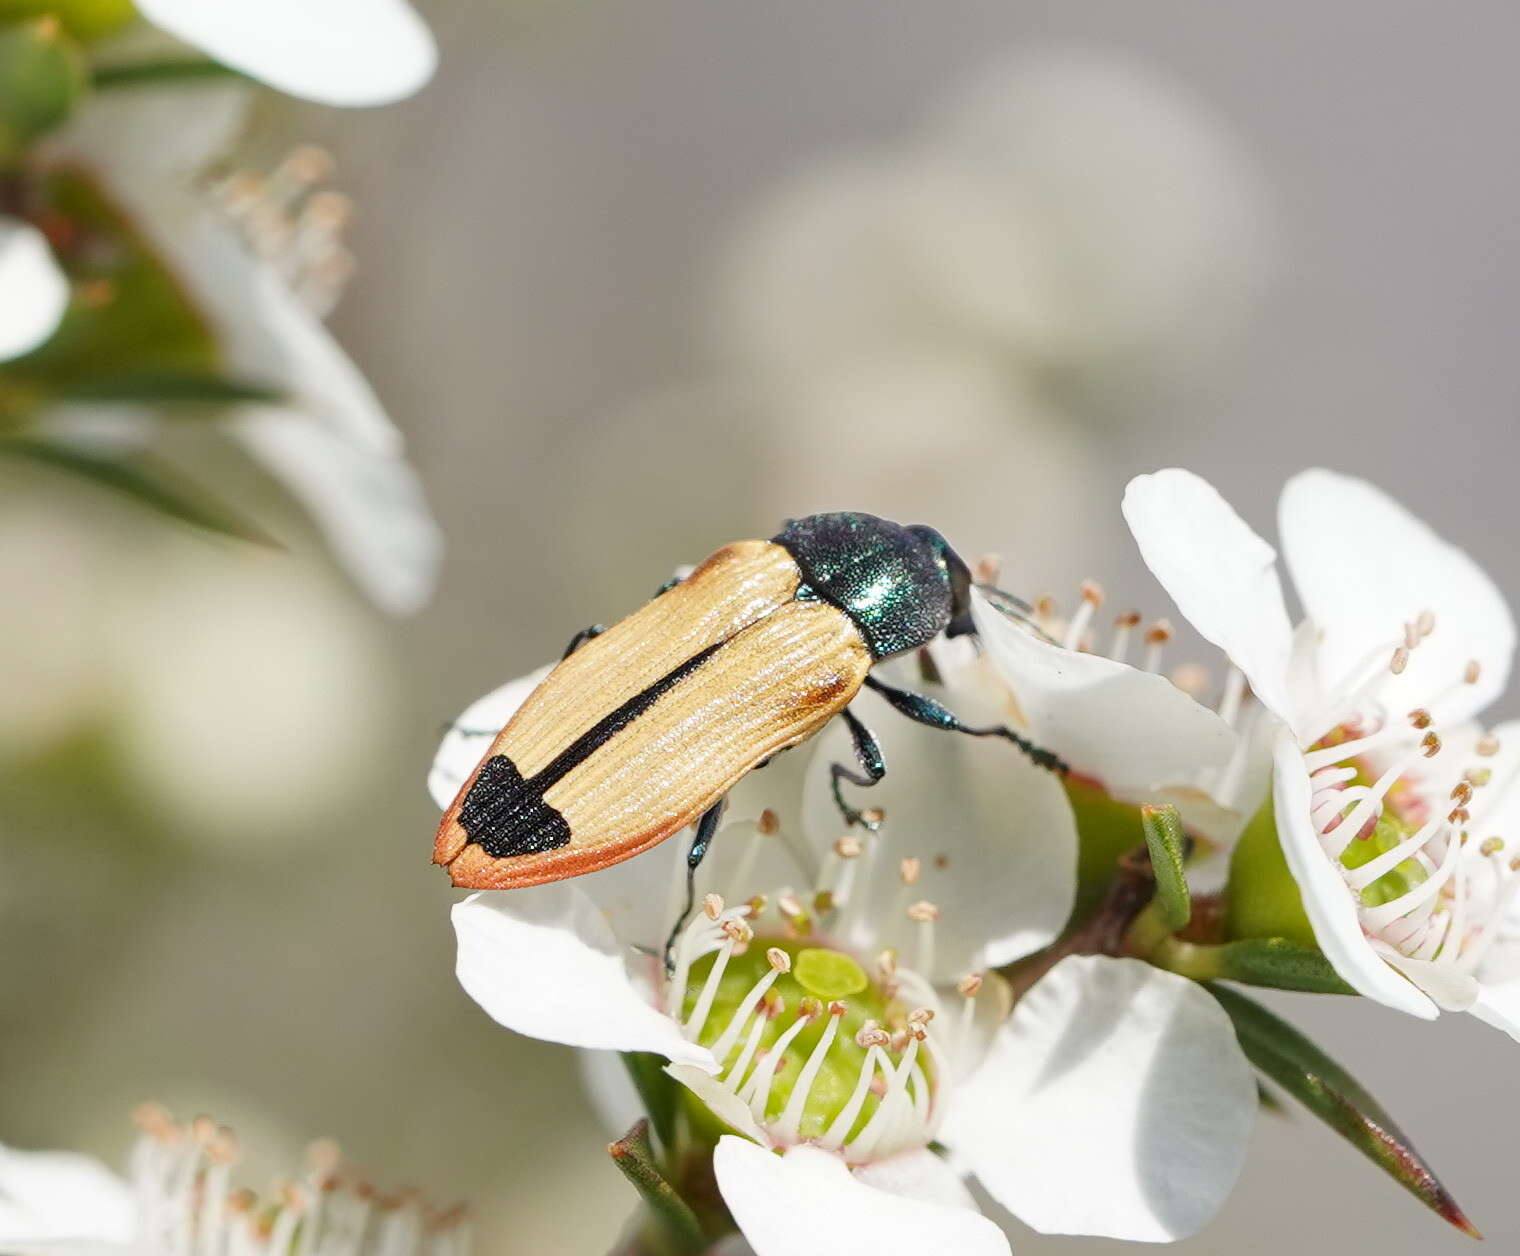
970, 587, 1236, 796
0, 218, 67, 363
665, 1066, 768, 1144
49, 84, 250, 193
1379, 952, 1478, 1012
1279, 469, 1514, 726
428, 666, 551, 809
1472, 981, 1520, 1042
1271, 728, 1438, 1019
851, 1147, 978, 1211
1123, 469, 1297, 725
452, 889, 714, 1068
0, 1145, 132, 1245
689, 811, 815, 909
136, 0, 436, 107
572, 814, 814, 962
64, 140, 443, 615
943, 955, 1254, 1241
713, 1137, 1010, 1256
192, 210, 440, 613
800, 677, 1077, 978
231, 408, 442, 615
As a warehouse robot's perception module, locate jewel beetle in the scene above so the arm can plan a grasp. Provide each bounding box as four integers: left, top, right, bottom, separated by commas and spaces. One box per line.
433, 511, 1063, 918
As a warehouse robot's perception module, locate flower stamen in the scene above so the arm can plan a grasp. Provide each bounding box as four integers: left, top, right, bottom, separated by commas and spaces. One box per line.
774, 1001, 849, 1141
906, 900, 939, 977
1143, 620, 1172, 673
708, 946, 792, 1062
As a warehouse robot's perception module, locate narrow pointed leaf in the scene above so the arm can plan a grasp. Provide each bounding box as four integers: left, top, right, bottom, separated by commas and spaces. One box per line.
607, 1119, 706, 1256
1142, 802, 1191, 930
91, 56, 246, 89
1209, 984, 1478, 1237
1214, 937, 1356, 994
2, 438, 276, 545
55, 370, 281, 407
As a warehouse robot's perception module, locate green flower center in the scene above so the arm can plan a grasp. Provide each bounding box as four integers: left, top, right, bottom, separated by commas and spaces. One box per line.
678, 938, 931, 1148
1340, 807, 1428, 907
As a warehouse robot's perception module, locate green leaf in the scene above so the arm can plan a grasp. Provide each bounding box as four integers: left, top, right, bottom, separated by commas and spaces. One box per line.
622, 1052, 680, 1153
0, 16, 87, 162
1213, 937, 1356, 995
1141, 802, 1190, 931
55, 370, 281, 407
5, 168, 221, 400
92, 57, 247, 90
1, 438, 276, 546
1210, 984, 1479, 1237
607, 1119, 706, 1256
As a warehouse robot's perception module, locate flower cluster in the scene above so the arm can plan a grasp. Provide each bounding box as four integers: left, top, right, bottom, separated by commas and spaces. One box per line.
0, 0, 441, 613
433, 467, 1520, 1252
0, 1104, 469, 1255
1126, 468, 1520, 1031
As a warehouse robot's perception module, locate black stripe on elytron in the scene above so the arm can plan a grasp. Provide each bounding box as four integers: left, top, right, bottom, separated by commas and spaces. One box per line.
458, 753, 571, 858
528, 637, 728, 791
456, 638, 729, 860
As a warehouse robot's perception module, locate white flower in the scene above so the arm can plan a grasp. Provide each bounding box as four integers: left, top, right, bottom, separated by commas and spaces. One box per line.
1125, 467, 1520, 1029
794, 576, 1263, 908
107, 537, 397, 844
134, 0, 437, 108
0, 1105, 470, 1255
968, 581, 1264, 848
711, 48, 1271, 402
0, 217, 68, 362
433, 671, 1256, 1249
34, 87, 443, 614
0, 479, 396, 840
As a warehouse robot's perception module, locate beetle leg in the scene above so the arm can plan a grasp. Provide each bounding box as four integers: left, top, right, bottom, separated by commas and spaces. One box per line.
561, 623, 607, 659
830, 706, 886, 830
663, 798, 729, 973
863, 674, 1069, 775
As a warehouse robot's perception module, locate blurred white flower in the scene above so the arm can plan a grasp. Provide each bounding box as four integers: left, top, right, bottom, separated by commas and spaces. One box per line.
36, 87, 443, 614
1126, 467, 1520, 1029
637, 48, 1272, 610
432, 672, 1256, 1247
750, 351, 1107, 594
107, 537, 396, 845
0, 1104, 469, 1255
0, 488, 113, 755
559, 363, 1108, 615
0, 217, 69, 362
0, 481, 395, 842
134, 0, 437, 107
712, 47, 1272, 408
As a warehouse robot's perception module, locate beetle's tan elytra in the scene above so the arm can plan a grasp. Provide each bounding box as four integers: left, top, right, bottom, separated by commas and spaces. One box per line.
435, 512, 1064, 893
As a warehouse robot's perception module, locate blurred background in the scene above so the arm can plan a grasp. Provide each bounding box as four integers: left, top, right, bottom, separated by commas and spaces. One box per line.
4, 0, 1520, 1250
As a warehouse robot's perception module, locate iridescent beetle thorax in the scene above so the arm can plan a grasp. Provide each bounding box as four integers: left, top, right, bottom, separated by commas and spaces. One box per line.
771, 512, 967, 660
